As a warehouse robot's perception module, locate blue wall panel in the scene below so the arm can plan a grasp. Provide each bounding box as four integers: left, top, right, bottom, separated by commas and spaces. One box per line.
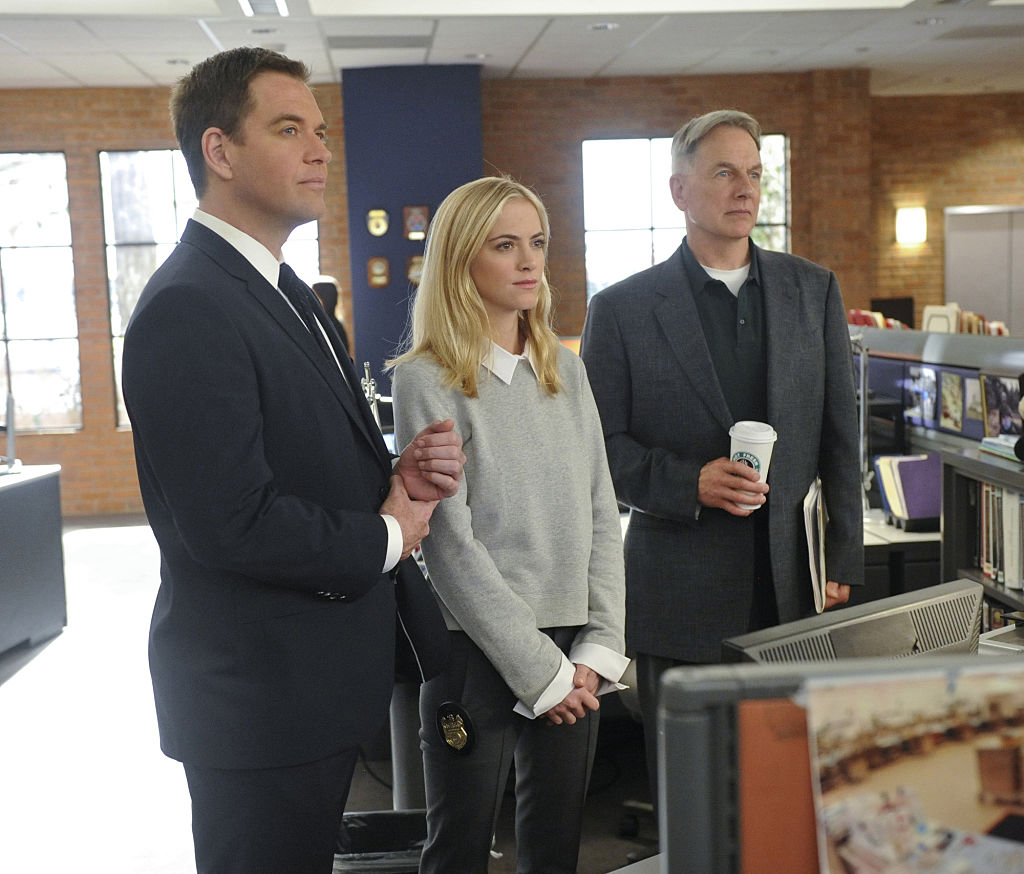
341, 65, 482, 398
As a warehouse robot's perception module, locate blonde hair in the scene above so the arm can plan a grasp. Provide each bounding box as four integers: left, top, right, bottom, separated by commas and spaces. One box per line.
389, 176, 562, 398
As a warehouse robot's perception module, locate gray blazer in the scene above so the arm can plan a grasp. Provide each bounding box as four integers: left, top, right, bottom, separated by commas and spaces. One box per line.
580, 242, 863, 662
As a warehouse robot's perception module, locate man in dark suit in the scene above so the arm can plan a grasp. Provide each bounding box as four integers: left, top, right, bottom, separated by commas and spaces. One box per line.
580, 109, 863, 806
121, 47, 464, 874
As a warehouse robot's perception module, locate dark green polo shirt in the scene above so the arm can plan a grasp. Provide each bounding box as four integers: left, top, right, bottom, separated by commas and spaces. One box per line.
681, 237, 767, 423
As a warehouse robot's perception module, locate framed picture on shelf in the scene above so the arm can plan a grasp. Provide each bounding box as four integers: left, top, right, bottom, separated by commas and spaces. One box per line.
980, 373, 1022, 438
940, 370, 963, 432
965, 376, 984, 423
906, 365, 937, 427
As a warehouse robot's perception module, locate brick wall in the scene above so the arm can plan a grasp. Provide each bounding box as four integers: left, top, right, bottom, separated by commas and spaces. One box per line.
0, 84, 348, 516
2, 72, 1022, 515
481, 69, 876, 333
872, 92, 1024, 323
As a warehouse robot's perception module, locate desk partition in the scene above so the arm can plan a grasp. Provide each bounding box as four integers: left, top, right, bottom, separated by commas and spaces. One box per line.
0, 465, 66, 656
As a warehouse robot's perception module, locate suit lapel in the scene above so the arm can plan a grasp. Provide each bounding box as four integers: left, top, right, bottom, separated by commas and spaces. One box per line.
180, 222, 392, 469
653, 249, 734, 434
759, 249, 801, 425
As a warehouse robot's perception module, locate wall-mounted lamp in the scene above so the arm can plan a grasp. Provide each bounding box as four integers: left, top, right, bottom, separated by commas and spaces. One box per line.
895, 207, 927, 245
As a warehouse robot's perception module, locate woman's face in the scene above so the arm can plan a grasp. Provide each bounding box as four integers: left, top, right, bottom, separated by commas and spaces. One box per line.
469, 197, 546, 326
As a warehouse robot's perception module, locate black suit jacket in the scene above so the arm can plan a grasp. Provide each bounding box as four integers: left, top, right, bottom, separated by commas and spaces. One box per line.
123, 220, 425, 769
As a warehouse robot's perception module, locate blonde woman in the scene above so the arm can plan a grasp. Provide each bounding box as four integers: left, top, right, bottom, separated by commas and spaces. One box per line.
390, 176, 628, 874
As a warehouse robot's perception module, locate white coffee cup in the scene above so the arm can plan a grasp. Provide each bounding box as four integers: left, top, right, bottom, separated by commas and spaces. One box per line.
728, 420, 778, 510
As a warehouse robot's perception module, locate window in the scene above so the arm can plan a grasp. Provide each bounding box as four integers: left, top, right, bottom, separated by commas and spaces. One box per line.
101, 150, 320, 426
0, 152, 80, 431
582, 134, 789, 299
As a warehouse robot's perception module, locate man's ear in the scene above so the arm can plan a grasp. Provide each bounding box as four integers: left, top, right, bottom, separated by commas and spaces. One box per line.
202, 128, 233, 183
669, 173, 687, 212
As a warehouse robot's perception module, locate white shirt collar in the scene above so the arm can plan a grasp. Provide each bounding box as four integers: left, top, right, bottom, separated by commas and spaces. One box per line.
192, 209, 281, 289
483, 339, 537, 386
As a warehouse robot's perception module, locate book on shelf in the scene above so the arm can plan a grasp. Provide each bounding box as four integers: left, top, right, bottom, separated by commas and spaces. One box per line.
996, 486, 1004, 584
1002, 488, 1023, 591
977, 482, 1024, 591
982, 482, 992, 581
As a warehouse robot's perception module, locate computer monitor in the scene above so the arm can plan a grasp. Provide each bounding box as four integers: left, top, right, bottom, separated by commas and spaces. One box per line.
0, 390, 16, 474
721, 579, 983, 663
658, 653, 1024, 874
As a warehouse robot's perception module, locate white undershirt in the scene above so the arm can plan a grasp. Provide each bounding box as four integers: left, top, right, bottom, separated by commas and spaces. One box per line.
703, 262, 751, 296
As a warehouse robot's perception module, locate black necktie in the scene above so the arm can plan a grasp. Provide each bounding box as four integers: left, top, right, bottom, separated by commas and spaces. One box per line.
278, 263, 336, 366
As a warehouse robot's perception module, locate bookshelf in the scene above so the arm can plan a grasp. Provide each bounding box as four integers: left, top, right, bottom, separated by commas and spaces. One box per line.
941, 447, 1024, 622
851, 325, 1024, 628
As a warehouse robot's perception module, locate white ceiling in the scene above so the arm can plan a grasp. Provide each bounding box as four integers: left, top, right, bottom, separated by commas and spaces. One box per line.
0, 0, 1021, 96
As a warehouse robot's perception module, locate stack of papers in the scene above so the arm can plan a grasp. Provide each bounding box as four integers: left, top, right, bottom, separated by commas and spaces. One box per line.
980, 434, 1022, 463
803, 477, 827, 614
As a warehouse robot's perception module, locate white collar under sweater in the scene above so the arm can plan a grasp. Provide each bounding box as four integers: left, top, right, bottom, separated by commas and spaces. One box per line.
483, 339, 538, 385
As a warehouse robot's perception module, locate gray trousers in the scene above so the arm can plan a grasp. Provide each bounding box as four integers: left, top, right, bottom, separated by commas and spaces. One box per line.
418, 628, 599, 874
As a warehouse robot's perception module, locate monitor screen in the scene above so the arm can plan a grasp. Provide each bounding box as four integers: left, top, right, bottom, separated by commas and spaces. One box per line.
658, 654, 1024, 873
1, 390, 15, 473
721, 579, 983, 663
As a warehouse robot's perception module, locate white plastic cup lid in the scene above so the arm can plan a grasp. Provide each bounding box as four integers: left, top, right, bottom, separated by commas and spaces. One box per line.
728, 420, 777, 443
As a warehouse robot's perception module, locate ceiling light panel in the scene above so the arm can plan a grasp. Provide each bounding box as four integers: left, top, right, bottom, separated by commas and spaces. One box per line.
429, 16, 547, 74
77, 19, 219, 53
0, 52, 76, 86
41, 52, 152, 87
328, 47, 428, 71
0, 18, 104, 52
318, 16, 435, 37
521, 15, 664, 76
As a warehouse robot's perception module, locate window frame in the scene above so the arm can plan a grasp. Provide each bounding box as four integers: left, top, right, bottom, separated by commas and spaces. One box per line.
582, 133, 790, 301
99, 148, 321, 428
0, 150, 81, 433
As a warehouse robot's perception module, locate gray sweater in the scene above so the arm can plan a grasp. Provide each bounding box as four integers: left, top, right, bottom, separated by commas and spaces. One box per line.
392, 344, 626, 709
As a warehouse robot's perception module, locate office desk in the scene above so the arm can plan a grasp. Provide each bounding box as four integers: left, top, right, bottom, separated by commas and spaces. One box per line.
857, 508, 941, 607
0, 465, 66, 656
609, 853, 661, 873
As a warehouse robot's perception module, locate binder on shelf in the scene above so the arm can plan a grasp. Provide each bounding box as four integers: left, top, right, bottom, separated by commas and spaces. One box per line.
873, 453, 940, 531
893, 454, 941, 530
873, 455, 904, 518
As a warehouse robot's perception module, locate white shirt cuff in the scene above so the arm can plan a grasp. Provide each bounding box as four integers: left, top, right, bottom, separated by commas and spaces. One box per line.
514, 653, 576, 719
569, 642, 631, 692
380, 514, 402, 573
512, 643, 630, 720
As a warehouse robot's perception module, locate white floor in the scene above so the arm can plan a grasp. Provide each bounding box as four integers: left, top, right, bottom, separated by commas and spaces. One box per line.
0, 520, 195, 874
0, 517, 650, 874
